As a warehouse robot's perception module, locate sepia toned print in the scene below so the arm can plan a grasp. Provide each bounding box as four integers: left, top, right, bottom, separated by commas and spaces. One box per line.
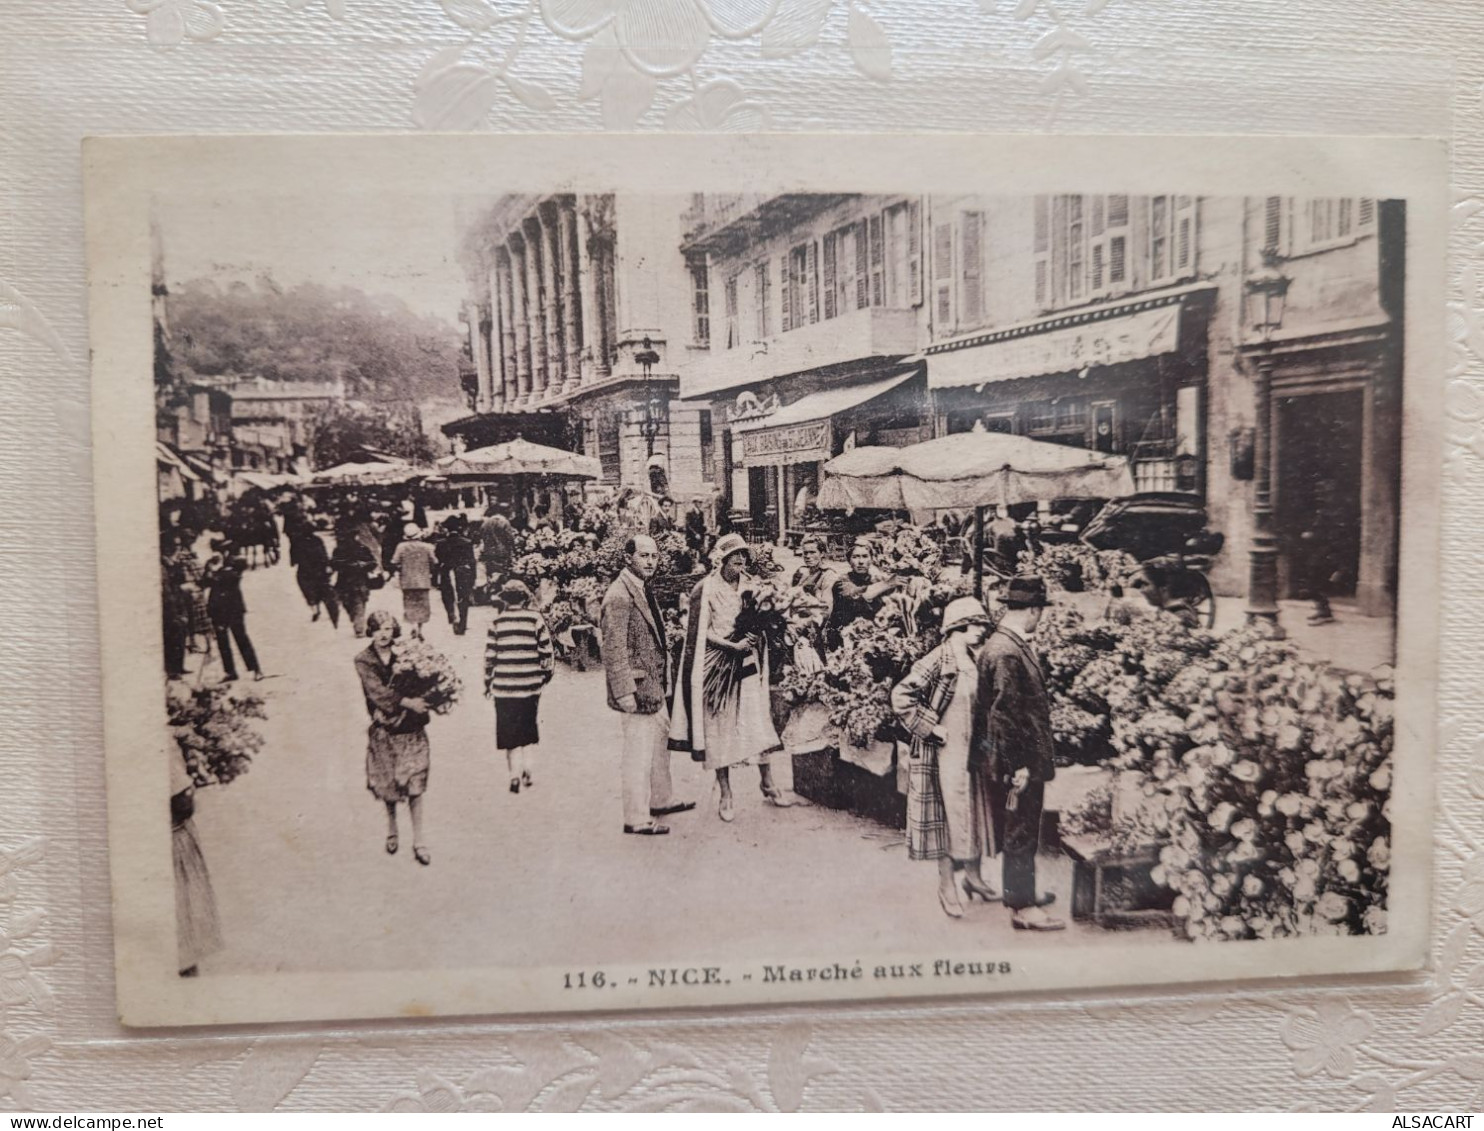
85, 135, 1443, 1026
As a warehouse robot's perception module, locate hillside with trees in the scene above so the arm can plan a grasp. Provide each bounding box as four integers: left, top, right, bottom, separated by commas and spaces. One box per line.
166, 276, 463, 404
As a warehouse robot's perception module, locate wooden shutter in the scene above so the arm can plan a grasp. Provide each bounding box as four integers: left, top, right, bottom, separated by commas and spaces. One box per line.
908, 199, 923, 307
1033, 196, 1051, 309
1263, 196, 1284, 255
806, 240, 819, 325
869, 214, 885, 307
1106, 194, 1129, 290
855, 220, 869, 310
779, 252, 792, 332
1089, 196, 1107, 295
961, 211, 984, 326
1358, 197, 1376, 230
822, 232, 838, 320
1175, 195, 1196, 276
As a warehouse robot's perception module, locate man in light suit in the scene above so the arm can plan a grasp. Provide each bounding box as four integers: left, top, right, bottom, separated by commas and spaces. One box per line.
601, 535, 695, 835
971, 574, 1065, 931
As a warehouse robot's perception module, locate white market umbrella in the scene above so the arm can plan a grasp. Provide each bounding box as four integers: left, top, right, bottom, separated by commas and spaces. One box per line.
438, 438, 600, 481
311, 460, 422, 485
819, 430, 1135, 512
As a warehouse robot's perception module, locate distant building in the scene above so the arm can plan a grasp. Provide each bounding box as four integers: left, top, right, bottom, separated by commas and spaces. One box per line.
224, 376, 343, 474
454, 194, 715, 497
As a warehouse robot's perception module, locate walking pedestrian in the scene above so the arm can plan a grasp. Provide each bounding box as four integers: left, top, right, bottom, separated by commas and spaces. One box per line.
971, 575, 1064, 931
203, 543, 262, 683
601, 534, 693, 835
355, 611, 432, 866
331, 520, 379, 638
390, 524, 437, 640
890, 596, 997, 919
293, 517, 340, 627
171, 746, 222, 976
483, 580, 555, 794
668, 533, 790, 822
435, 514, 477, 635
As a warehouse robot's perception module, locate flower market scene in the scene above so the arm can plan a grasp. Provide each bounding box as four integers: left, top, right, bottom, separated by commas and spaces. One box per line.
152, 188, 1402, 977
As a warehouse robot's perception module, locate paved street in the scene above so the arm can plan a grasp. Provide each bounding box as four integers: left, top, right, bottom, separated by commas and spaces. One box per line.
185, 552, 1124, 978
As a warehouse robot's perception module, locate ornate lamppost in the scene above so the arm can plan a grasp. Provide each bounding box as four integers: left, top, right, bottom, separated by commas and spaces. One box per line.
1244, 255, 1291, 635
635, 335, 663, 457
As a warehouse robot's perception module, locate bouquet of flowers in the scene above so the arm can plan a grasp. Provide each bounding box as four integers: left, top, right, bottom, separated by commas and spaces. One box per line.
167, 681, 267, 788
1030, 542, 1140, 593
702, 583, 788, 716
390, 637, 463, 715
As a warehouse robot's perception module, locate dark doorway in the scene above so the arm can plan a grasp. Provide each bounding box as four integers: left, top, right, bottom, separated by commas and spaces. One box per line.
1276, 389, 1364, 599
748, 466, 775, 532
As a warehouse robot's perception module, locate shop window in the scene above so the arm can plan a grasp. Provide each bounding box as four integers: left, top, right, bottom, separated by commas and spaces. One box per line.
690, 260, 710, 347
753, 260, 771, 339
1026, 397, 1089, 444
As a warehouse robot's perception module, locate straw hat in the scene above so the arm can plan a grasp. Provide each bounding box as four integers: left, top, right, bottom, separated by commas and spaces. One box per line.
403, 522, 421, 539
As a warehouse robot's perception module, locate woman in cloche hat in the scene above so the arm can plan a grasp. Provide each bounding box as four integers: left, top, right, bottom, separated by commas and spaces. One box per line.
889, 595, 1000, 919
668, 532, 791, 822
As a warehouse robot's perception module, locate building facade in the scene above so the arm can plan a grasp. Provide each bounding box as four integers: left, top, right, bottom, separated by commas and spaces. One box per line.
455, 194, 715, 498
678, 193, 928, 541
920, 191, 1401, 615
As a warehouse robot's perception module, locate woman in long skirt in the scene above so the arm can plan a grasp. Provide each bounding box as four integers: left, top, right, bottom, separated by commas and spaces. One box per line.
171, 748, 222, 976
668, 533, 790, 822
355, 610, 433, 865
889, 596, 997, 918
483, 580, 555, 793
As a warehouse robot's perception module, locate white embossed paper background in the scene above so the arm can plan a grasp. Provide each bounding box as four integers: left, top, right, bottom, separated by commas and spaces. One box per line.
2, 0, 1482, 1112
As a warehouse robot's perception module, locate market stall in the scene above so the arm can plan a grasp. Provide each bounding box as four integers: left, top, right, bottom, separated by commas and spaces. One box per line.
819, 428, 1137, 596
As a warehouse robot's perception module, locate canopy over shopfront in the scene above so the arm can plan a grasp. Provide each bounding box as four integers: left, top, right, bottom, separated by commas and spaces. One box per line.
730, 368, 919, 468
437, 438, 600, 482
820, 429, 1136, 512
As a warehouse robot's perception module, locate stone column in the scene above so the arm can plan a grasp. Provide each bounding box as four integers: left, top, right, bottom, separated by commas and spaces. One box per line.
496, 250, 519, 407
560, 202, 582, 393
510, 237, 533, 404
523, 217, 548, 399
576, 204, 599, 384
478, 300, 497, 412
470, 292, 493, 413
539, 205, 564, 394
1246, 352, 1283, 635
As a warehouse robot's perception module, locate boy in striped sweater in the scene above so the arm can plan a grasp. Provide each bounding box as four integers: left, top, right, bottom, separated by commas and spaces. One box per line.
484, 580, 555, 793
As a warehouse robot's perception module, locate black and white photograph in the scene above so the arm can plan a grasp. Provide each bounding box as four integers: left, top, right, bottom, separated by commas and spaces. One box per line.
85, 134, 1443, 1027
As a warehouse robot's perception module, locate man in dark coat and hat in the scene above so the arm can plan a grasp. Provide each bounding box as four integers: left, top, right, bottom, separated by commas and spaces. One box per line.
971, 574, 1064, 931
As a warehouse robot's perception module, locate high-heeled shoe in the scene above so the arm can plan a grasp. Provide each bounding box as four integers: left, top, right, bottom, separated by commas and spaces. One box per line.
719, 795, 735, 822
962, 877, 1001, 902
761, 786, 795, 808
509, 777, 520, 794
521, 770, 533, 789
939, 885, 965, 919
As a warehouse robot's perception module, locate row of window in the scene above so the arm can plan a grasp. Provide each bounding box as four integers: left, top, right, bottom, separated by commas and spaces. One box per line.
693, 201, 923, 349
691, 196, 1379, 346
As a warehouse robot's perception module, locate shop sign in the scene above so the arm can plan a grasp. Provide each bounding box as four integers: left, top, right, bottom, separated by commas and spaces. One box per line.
929, 304, 1181, 389
739, 420, 831, 466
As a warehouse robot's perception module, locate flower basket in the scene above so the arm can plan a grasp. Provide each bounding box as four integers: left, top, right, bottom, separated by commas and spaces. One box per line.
168, 682, 267, 788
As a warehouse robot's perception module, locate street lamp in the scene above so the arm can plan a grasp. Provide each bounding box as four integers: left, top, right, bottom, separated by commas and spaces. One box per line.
1244, 255, 1291, 636
635, 335, 663, 457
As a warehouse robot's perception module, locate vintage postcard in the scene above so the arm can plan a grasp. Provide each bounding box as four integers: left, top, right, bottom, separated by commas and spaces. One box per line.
85, 134, 1444, 1027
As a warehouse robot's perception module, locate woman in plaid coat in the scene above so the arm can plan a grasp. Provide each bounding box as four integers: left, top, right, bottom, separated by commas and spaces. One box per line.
890, 596, 997, 919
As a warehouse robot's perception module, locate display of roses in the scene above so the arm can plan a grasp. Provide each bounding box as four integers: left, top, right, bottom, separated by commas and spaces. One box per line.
168, 682, 268, 788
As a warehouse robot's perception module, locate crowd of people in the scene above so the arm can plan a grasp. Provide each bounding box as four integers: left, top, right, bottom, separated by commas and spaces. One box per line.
163, 478, 1078, 975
